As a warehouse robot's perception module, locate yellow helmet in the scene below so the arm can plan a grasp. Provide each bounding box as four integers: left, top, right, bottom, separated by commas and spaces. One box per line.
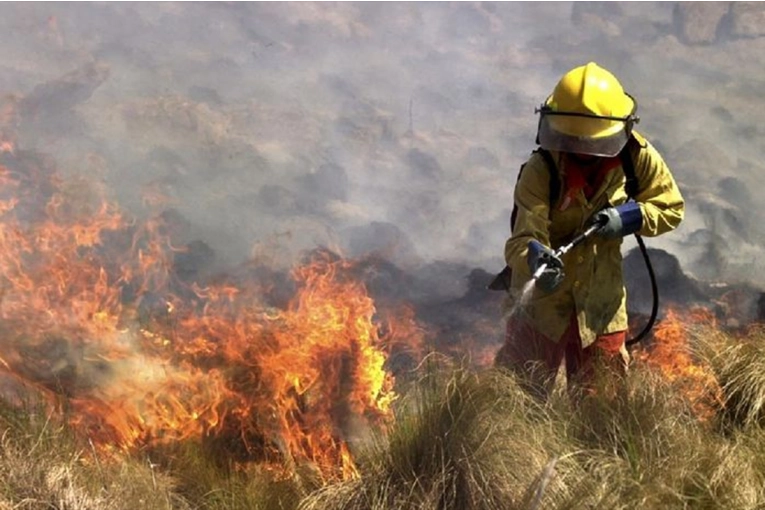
537, 62, 639, 157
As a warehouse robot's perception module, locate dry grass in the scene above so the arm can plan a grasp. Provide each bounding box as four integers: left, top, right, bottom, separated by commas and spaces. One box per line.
6, 326, 765, 509
149, 440, 316, 510
300, 356, 581, 510
693, 324, 765, 430
0, 398, 187, 510
0, 397, 313, 510
301, 337, 765, 510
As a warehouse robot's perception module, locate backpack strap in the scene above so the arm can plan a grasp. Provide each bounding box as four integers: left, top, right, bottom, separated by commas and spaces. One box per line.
510, 149, 560, 232
508, 164, 525, 231
513, 140, 640, 232
621, 130, 650, 198
491, 143, 638, 292
537, 148, 561, 208
619, 138, 639, 199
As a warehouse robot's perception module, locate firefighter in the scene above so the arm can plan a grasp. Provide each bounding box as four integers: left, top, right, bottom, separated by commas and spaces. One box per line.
494, 62, 685, 400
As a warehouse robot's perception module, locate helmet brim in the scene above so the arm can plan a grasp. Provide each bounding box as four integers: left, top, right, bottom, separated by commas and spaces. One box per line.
538, 116, 629, 157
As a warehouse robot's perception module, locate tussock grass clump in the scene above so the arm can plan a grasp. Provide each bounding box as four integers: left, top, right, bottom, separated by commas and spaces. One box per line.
556, 364, 765, 509
692, 324, 765, 430
0, 396, 315, 510
0, 398, 187, 510
566, 366, 697, 471
151, 440, 315, 510
302, 344, 765, 510
300, 356, 585, 510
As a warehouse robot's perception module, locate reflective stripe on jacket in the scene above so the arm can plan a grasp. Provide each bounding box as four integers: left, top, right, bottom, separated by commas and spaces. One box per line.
504, 131, 685, 347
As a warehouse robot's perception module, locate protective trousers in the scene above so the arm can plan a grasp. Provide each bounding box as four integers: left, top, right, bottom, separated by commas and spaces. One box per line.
495, 313, 628, 401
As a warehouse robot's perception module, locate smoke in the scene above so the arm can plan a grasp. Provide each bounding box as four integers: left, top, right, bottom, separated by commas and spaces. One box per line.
0, 2, 763, 292
9, 3, 765, 468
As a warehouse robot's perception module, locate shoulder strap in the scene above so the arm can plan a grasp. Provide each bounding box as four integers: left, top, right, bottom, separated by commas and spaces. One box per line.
509, 164, 525, 231
537, 149, 561, 207
619, 137, 638, 199
510, 143, 639, 232
510, 149, 559, 232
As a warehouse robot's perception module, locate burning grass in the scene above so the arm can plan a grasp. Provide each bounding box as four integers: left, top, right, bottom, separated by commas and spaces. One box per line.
691, 323, 765, 431
299, 342, 765, 510
3, 152, 765, 508
7, 329, 765, 510
300, 356, 565, 510
0, 155, 420, 482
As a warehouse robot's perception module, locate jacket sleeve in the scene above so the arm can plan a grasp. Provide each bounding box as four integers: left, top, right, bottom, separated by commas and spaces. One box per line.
631, 137, 685, 237
504, 153, 553, 280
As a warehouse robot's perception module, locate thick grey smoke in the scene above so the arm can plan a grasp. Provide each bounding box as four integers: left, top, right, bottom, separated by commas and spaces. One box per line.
0, 1, 763, 295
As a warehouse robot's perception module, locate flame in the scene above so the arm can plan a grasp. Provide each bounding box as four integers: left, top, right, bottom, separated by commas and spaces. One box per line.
633, 307, 723, 420
0, 158, 423, 481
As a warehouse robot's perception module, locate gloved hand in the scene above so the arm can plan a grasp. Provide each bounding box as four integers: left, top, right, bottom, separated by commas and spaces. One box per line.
526, 240, 564, 293
593, 202, 642, 239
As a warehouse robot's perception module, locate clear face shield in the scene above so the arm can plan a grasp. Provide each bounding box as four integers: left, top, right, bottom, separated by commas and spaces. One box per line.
536, 102, 640, 158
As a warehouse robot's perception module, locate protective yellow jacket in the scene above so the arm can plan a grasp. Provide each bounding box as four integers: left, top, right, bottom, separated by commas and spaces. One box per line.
504, 131, 685, 347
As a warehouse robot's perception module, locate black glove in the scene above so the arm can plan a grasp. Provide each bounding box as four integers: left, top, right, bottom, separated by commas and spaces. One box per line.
594, 202, 642, 239
526, 240, 564, 293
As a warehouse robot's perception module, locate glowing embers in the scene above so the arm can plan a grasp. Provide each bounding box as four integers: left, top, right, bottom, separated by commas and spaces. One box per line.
0, 161, 418, 481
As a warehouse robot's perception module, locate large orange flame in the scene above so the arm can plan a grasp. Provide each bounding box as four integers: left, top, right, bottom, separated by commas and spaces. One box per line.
0, 160, 423, 481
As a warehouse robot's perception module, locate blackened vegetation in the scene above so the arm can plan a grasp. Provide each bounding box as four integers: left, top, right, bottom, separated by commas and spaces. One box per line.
16, 62, 110, 139
624, 247, 765, 340
624, 248, 709, 318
